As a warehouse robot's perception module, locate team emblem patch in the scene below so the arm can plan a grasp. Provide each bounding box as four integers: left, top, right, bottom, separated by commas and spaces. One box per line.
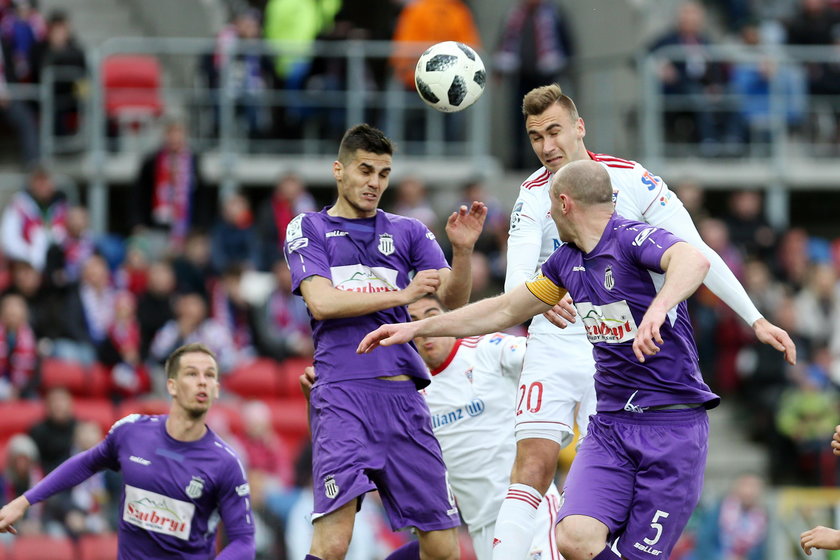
185, 476, 204, 499
378, 233, 395, 256
324, 475, 339, 499
604, 266, 615, 290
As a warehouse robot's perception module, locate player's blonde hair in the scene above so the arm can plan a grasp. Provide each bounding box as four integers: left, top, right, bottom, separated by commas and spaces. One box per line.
522, 84, 580, 122
165, 343, 218, 379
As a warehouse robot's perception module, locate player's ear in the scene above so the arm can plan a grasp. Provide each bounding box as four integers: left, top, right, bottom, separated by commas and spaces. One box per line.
577, 118, 586, 140
166, 377, 177, 397
332, 160, 343, 182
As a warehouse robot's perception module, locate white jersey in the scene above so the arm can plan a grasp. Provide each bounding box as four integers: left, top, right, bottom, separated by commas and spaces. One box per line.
420, 333, 525, 530
506, 151, 762, 328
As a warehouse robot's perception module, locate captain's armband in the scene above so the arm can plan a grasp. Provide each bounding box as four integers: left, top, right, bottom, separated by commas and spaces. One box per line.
525, 273, 565, 306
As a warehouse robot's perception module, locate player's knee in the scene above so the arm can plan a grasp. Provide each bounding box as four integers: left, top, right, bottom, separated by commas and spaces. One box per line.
418, 528, 459, 560
555, 517, 606, 560
511, 441, 560, 492
310, 530, 352, 560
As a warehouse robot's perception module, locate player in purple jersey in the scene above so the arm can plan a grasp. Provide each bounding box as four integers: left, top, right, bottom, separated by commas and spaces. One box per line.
358, 160, 796, 560
284, 124, 485, 560
0, 343, 255, 560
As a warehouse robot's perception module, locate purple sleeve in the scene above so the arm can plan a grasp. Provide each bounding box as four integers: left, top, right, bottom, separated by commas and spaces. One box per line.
623, 226, 683, 273
215, 456, 256, 558
284, 214, 330, 295
538, 245, 568, 288
408, 220, 449, 271
24, 436, 118, 505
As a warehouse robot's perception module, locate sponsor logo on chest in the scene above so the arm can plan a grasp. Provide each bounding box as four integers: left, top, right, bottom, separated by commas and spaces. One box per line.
575, 301, 638, 343
123, 484, 195, 541
331, 264, 399, 293
431, 399, 485, 430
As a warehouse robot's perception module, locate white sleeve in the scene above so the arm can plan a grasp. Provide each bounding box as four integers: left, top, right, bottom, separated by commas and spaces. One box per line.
505, 193, 542, 292
498, 335, 527, 380
0, 204, 27, 263
650, 204, 763, 326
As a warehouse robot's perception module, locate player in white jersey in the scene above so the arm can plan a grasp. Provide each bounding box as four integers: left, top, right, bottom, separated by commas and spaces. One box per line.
491, 84, 796, 559
408, 294, 562, 560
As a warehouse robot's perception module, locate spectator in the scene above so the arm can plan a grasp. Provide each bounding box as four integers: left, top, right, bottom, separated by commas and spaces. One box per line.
786, 0, 840, 46
0, 259, 53, 340
332, 0, 401, 89
210, 264, 258, 364
148, 292, 237, 377
61, 421, 111, 536
172, 231, 212, 299
98, 291, 150, 402
0, 434, 43, 535
0, 165, 68, 272
210, 192, 259, 273
253, 259, 312, 361
0, 0, 44, 83
136, 260, 175, 361
0, 37, 39, 165
0, 292, 38, 400
240, 400, 293, 490
130, 118, 211, 257
673, 179, 708, 221
494, 0, 575, 168
648, 1, 727, 153
723, 190, 777, 261
44, 205, 96, 290
28, 387, 77, 474
255, 173, 316, 271
776, 227, 811, 291
793, 263, 839, 349
742, 258, 787, 318
30, 9, 86, 136
115, 237, 150, 296
695, 473, 768, 560
390, 176, 438, 233
458, 179, 508, 279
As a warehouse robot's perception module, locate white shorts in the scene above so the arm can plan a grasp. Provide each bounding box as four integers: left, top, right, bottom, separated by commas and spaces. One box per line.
470, 483, 563, 560
515, 332, 596, 447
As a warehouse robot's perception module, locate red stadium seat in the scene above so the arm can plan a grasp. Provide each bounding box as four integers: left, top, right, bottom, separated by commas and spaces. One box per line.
74, 398, 117, 434
224, 359, 281, 398
208, 399, 245, 436
276, 357, 313, 398
267, 397, 309, 452
116, 398, 170, 419
10, 535, 74, 560
78, 532, 119, 560
0, 400, 45, 441
102, 55, 164, 119
41, 358, 89, 396
88, 362, 112, 398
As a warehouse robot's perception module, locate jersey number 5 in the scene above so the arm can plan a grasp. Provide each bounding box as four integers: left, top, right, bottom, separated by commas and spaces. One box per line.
516, 382, 544, 416
643, 510, 670, 546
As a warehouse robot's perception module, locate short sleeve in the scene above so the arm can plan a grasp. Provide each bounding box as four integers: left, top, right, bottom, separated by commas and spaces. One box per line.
284, 213, 330, 295
408, 220, 449, 272
622, 226, 683, 273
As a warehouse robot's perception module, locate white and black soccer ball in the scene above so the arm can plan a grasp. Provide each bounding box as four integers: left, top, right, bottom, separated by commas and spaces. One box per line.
414, 41, 486, 113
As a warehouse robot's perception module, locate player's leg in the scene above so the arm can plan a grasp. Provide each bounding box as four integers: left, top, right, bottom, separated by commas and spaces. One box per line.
469, 524, 494, 560
493, 334, 590, 560
555, 515, 611, 560
417, 527, 460, 560
527, 485, 562, 560
308, 499, 357, 560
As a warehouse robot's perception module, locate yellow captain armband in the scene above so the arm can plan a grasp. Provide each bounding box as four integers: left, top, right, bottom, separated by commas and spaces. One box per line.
525, 273, 565, 305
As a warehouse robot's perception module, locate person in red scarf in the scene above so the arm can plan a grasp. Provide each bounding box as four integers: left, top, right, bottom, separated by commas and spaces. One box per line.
97, 290, 150, 402
0, 165, 68, 271
0, 293, 39, 400
130, 119, 212, 258
255, 172, 316, 271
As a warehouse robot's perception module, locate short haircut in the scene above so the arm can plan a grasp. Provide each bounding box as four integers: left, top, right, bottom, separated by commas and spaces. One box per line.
522, 83, 580, 122
415, 293, 447, 311
337, 124, 394, 164
553, 160, 613, 206
164, 343, 217, 379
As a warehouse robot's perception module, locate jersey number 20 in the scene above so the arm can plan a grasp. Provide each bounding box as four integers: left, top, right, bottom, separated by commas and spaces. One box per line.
516, 382, 544, 416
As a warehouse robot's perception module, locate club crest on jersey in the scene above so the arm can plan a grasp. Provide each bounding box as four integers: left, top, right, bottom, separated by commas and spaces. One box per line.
604, 266, 615, 290
464, 367, 473, 383
324, 475, 339, 499
378, 233, 395, 256
185, 476, 204, 499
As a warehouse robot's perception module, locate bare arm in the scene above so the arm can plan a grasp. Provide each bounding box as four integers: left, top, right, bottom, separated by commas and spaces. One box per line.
437, 201, 487, 309
633, 242, 710, 362
299, 271, 440, 321
357, 283, 554, 353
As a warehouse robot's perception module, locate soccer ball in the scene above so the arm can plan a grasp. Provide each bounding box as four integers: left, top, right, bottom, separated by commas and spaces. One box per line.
414, 41, 486, 113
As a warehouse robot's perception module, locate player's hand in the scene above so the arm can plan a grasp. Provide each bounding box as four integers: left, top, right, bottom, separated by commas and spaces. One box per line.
544, 293, 576, 328
445, 201, 487, 252
801, 525, 840, 555
752, 318, 796, 365
633, 308, 666, 362
832, 424, 840, 456
299, 366, 316, 400
402, 270, 440, 304
0, 495, 30, 534
357, 323, 417, 354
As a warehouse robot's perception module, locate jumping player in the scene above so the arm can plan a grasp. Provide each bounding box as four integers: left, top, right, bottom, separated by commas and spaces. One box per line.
0, 343, 256, 559
358, 160, 795, 560
493, 84, 796, 559
285, 123, 485, 560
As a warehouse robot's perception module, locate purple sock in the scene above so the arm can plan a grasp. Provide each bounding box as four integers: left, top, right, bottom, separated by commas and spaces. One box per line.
384, 541, 420, 560
593, 544, 619, 559
305, 556, 324, 560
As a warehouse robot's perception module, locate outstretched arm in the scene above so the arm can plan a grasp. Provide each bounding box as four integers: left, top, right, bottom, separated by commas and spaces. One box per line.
358, 283, 553, 354
801, 526, 840, 555
437, 201, 487, 309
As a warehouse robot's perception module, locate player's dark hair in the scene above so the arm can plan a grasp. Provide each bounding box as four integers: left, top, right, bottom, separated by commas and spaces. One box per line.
337, 124, 394, 164
553, 160, 613, 206
415, 293, 447, 311
165, 343, 217, 379
522, 83, 580, 122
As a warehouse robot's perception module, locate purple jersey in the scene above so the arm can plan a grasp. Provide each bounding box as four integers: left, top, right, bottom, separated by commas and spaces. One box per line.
284, 208, 449, 387
25, 415, 254, 560
536, 214, 719, 412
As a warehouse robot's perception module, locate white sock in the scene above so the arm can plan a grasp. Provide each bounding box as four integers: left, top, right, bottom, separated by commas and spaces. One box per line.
491, 483, 542, 560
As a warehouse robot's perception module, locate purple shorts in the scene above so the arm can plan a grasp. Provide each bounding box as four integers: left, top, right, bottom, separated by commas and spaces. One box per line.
558, 408, 709, 560
309, 378, 460, 532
